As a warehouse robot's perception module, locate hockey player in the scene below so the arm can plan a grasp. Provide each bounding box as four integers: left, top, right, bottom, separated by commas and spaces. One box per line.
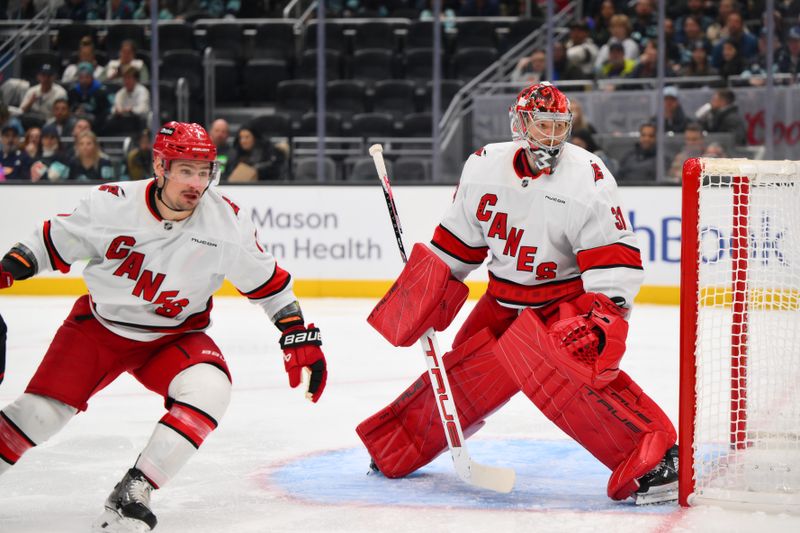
0, 122, 327, 531
357, 82, 678, 504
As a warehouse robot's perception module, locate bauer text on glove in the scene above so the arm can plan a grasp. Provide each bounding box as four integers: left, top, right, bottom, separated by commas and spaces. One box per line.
279, 323, 327, 402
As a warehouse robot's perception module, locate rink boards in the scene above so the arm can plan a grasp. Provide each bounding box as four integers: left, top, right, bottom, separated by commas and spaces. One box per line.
0, 184, 683, 304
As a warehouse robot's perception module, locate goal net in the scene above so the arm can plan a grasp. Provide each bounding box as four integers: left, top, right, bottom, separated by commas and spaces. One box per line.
679, 158, 800, 512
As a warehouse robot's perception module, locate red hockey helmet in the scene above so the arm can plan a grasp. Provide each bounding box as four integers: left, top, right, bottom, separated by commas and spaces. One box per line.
153, 121, 220, 186
510, 82, 573, 154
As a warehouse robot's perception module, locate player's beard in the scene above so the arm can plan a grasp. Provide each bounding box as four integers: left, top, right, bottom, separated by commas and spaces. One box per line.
160, 181, 203, 214
171, 188, 201, 211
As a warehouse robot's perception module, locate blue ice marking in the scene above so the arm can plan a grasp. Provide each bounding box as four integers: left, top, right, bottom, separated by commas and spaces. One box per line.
269, 439, 675, 513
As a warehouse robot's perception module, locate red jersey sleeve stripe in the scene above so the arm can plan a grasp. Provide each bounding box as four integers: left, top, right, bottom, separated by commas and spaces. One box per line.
42, 220, 71, 273
239, 265, 292, 300
576, 242, 643, 272
431, 224, 488, 265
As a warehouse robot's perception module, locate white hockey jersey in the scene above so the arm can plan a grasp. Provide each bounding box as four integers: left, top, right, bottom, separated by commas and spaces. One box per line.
430, 140, 644, 310
20, 180, 296, 341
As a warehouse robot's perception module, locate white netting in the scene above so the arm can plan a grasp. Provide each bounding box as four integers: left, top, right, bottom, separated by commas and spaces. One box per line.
691, 159, 800, 511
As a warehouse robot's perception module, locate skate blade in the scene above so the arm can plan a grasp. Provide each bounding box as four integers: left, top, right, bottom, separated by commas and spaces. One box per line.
366, 459, 383, 477
92, 509, 152, 533
633, 481, 678, 505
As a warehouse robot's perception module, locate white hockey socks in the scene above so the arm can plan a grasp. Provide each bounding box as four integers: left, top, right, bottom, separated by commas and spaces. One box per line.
0, 393, 77, 474
135, 364, 231, 488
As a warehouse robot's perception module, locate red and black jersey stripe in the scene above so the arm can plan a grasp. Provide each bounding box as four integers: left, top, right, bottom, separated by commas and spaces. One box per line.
431, 224, 489, 265
91, 296, 214, 333
221, 195, 241, 215
145, 180, 163, 221
239, 264, 291, 300
576, 242, 643, 273
42, 220, 71, 273
512, 148, 534, 179
488, 272, 584, 307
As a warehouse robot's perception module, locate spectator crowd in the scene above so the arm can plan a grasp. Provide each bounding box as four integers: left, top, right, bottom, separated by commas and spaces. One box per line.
2, 1, 798, 182
538, 0, 786, 183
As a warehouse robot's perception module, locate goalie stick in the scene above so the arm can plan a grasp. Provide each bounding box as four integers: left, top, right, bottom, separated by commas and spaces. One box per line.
368, 144, 515, 494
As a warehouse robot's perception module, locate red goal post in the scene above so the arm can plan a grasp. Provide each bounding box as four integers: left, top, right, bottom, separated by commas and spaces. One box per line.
679, 157, 800, 512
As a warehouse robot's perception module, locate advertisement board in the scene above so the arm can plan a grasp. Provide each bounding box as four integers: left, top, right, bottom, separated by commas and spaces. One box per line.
0, 184, 684, 303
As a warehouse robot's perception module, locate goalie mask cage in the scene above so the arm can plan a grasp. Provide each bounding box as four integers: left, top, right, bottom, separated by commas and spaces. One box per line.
679, 157, 800, 512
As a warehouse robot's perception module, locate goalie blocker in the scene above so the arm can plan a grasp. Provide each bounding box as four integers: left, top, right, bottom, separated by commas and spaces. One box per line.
368, 243, 469, 347
358, 287, 676, 501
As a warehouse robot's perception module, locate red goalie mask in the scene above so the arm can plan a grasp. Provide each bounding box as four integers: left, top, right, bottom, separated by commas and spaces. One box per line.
509, 82, 572, 173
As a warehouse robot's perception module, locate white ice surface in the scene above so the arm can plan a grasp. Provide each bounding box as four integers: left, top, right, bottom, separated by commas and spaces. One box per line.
0, 297, 798, 533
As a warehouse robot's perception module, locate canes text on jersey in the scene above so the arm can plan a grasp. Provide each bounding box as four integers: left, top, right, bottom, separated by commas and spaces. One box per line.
105, 236, 189, 318
476, 193, 557, 280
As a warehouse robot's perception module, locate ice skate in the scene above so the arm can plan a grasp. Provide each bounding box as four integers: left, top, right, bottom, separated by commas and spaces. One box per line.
93, 468, 157, 532
367, 458, 383, 476
633, 445, 678, 505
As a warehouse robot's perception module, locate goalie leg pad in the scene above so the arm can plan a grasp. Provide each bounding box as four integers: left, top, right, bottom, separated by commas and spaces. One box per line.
607, 425, 675, 500
356, 328, 518, 478
368, 243, 469, 347
494, 309, 676, 500
0, 393, 76, 466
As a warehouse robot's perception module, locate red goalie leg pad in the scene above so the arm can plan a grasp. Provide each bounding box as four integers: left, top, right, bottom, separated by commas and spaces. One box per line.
495, 309, 676, 500
356, 328, 518, 478
0, 412, 36, 465
158, 401, 218, 449
606, 426, 674, 500
368, 243, 469, 347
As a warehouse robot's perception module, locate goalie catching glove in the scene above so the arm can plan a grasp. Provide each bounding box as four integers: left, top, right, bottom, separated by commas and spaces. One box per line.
279, 323, 327, 403
547, 292, 629, 389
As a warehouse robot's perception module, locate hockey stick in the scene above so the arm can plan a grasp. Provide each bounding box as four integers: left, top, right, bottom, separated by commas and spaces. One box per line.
368, 144, 515, 494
